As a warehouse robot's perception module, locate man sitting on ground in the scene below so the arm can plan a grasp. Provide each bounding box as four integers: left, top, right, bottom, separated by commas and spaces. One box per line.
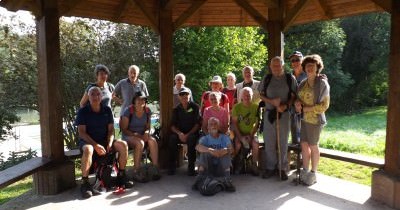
193, 117, 235, 192
76, 86, 133, 198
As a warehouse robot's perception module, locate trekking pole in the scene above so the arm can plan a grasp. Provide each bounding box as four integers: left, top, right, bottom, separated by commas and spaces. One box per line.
276, 110, 281, 179
295, 113, 301, 184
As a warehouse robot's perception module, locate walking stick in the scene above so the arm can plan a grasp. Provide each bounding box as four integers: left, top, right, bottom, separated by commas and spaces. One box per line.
276, 110, 281, 179
295, 113, 302, 184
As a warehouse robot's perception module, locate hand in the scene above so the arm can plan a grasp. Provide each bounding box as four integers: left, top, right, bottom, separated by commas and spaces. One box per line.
295, 101, 302, 113
270, 98, 281, 107
277, 104, 287, 113
178, 132, 188, 143
94, 144, 106, 156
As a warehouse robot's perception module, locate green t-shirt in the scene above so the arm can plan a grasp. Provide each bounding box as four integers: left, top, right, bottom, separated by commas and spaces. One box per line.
232, 102, 259, 135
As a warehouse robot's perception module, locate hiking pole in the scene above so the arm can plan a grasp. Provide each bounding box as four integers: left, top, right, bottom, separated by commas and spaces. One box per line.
276, 110, 281, 179
295, 113, 301, 185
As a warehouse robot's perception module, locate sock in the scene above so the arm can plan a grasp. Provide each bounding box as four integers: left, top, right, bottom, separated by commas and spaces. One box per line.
118, 169, 126, 176
82, 176, 89, 183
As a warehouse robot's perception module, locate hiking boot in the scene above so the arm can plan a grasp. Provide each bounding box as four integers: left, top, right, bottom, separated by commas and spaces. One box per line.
150, 166, 161, 181
304, 171, 317, 186
132, 169, 148, 183
279, 170, 288, 181
81, 182, 93, 199
117, 174, 134, 189
222, 177, 236, 192
261, 169, 275, 179
251, 164, 260, 176
299, 169, 309, 183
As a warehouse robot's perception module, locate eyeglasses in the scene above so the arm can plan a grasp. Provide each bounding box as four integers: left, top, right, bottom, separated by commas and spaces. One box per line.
290, 58, 300, 63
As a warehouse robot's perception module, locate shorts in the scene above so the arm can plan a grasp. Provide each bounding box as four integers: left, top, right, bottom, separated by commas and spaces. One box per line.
78, 139, 111, 160
300, 121, 323, 145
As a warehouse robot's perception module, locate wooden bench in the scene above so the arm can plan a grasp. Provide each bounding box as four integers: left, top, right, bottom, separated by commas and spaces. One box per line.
0, 157, 51, 189
287, 143, 384, 168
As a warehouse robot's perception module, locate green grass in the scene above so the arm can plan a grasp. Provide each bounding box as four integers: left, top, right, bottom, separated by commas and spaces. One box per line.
0, 177, 32, 205
317, 106, 386, 186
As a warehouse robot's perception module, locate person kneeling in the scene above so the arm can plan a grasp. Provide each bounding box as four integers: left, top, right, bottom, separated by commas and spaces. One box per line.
77, 87, 133, 199
192, 117, 235, 194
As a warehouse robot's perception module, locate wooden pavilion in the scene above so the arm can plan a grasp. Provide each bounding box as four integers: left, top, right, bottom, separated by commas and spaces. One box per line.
0, 0, 399, 208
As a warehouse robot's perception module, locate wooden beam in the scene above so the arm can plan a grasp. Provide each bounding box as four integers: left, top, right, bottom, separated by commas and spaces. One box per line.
384, 0, 400, 176
132, 0, 159, 33
6, 0, 26, 12
262, 0, 278, 8
313, 0, 332, 19
370, 0, 392, 13
113, 0, 132, 22
158, 8, 174, 169
173, 0, 206, 30
233, 0, 268, 30
163, 0, 180, 10
283, 0, 312, 31
59, 0, 82, 16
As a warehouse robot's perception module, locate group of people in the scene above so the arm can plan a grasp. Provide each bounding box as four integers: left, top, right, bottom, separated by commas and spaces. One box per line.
75, 51, 330, 198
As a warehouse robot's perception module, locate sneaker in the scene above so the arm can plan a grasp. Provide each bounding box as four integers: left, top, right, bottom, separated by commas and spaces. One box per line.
279, 170, 288, 181
251, 164, 260, 176
304, 171, 317, 186
261, 169, 275, 179
150, 166, 161, 181
299, 169, 309, 183
222, 177, 236, 192
80, 182, 93, 199
117, 174, 134, 189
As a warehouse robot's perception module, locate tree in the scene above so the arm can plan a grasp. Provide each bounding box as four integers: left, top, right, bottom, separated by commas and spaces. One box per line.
285, 20, 353, 111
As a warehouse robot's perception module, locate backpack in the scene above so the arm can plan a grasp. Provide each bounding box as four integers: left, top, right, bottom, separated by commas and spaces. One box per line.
94, 152, 118, 191
197, 176, 224, 196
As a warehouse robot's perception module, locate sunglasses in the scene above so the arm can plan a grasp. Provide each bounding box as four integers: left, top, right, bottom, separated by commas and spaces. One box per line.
179, 93, 189, 96
290, 58, 300, 63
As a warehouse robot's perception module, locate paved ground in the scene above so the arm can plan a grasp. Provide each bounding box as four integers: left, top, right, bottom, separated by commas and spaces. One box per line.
0, 167, 393, 210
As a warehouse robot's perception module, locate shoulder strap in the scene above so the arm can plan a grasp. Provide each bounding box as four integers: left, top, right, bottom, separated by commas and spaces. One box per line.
263, 74, 273, 92
107, 82, 114, 92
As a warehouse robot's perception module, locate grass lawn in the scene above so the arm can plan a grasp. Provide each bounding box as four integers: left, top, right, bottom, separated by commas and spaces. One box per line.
0, 106, 387, 204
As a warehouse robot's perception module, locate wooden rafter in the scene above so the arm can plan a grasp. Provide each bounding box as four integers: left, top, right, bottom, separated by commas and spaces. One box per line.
262, 0, 278, 8
163, 0, 181, 10
6, 0, 26, 12
173, 0, 206, 30
114, 0, 132, 22
59, 0, 82, 16
313, 0, 331, 19
283, 0, 312, 31
132, 0, 159, 33
233, 0, 268, 30
370, 0, 392, 13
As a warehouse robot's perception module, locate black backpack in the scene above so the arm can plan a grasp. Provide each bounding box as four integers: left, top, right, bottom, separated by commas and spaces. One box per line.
197, 176, 224, 196
94, 152, 118, 191
258, 73, 295, 133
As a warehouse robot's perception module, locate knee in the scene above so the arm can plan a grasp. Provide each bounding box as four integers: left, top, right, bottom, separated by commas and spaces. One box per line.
114, 140, 128, 152
82, 145, 94, 156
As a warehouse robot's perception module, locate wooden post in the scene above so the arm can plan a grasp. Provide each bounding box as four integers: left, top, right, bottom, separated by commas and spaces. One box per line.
34, 0, 75, 195
371, 1, 400, 208
266, 7, 284, 62
158, 5, 174, 168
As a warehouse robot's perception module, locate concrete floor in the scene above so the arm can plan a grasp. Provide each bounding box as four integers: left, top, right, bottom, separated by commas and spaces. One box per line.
0, 167, 394, 210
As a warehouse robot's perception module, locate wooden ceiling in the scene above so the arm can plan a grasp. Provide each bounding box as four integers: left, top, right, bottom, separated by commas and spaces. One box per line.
0, 0, 391, 31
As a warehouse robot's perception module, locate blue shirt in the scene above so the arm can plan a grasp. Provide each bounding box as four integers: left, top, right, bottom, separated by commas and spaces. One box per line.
75, 104, 114, 146
199, 134, 231, 150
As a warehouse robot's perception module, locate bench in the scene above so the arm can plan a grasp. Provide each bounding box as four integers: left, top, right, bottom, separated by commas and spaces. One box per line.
0, 157, 51, 189
287, 143, 384, 168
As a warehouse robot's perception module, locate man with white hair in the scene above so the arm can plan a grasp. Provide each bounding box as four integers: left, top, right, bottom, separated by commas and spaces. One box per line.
194, 117, 235, 192
232, 87, 260, 175
236, 66, 261, 103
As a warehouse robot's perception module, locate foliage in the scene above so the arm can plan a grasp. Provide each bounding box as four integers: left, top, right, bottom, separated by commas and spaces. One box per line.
285, 20, 353, 110
174, 27, 267, 101
339, 13, 390, 111
0, 149, 37, 171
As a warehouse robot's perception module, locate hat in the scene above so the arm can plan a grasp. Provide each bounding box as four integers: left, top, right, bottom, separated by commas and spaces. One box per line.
289, 51, 303, 59
209, 75, 223, 84
132, 91, 147, 104
179, 87, 190, 94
